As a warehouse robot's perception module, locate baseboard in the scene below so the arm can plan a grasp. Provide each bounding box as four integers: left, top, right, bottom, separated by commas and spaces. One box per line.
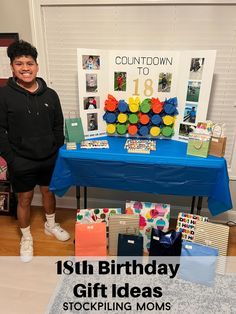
32, 193, 236, 224
32, 193, 77, 209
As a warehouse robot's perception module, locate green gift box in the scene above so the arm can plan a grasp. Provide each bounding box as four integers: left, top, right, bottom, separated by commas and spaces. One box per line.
187, 133, 211, 158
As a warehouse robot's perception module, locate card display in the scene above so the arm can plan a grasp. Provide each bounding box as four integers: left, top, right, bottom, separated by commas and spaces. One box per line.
80, 140, 109, 149
124, 139, 156, 154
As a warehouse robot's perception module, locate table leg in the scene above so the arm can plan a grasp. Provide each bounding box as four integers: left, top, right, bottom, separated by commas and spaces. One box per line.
76, 186, 80, 208
191, 196, 196, 214
76, 186, 88, 209
84, 187, 87, 208
197, 196, 203, 215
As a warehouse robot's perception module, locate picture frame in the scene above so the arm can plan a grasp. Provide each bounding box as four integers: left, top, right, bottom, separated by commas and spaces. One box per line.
0, 180, 17, 216
0, 192, 10, 214
0, 32, 19, 87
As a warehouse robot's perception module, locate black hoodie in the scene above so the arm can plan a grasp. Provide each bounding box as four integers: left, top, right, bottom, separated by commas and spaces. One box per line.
0, 77, 64, 164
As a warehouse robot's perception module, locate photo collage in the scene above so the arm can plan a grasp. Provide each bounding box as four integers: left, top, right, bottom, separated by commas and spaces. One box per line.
179, 58, 205, 138
78, 49, 215, 141
82, 55, 100, 134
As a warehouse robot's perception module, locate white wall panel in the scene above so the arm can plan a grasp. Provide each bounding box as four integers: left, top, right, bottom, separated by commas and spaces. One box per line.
40, 4, 236, 174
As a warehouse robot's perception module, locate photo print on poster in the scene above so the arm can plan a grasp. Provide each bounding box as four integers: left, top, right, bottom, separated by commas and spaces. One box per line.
183, 103, 198, 124
186, 81, 201, 102
86, 74, 98, 93
158, 72, 172, 92
83, 96, 100, 110
87, 113, 98, 131
179, 123, 196, 139
82, 55, 100, 70
189, 58, 205, 80
114, 72, 127, 91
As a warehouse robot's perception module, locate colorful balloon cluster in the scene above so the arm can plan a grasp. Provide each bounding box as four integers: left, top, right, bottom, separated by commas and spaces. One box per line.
103, 94, 178, 137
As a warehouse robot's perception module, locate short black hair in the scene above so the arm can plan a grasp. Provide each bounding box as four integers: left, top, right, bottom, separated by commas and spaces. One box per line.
7, 40, 38, 63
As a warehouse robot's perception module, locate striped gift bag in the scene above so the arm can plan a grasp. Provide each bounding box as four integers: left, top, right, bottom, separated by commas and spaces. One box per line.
194, 220, 230, 274
108, 214, 139, 256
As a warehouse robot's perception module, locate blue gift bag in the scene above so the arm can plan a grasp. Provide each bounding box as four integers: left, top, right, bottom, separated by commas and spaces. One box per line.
117, 233, 143, 256
179, 240, 219, 286
149, 229, 182, 257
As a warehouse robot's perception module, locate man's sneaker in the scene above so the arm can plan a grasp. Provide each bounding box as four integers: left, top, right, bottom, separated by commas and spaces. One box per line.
44, 222, 70, 241
20, 236, 33, 263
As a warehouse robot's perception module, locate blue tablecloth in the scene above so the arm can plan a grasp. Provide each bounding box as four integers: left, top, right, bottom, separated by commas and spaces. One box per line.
50, 137, 232, 216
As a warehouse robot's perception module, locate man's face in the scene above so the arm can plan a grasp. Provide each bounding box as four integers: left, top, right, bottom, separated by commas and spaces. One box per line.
11, 55, 38, 84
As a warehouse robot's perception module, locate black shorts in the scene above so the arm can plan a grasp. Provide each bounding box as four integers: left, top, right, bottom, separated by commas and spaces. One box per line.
8, 153, 58, 193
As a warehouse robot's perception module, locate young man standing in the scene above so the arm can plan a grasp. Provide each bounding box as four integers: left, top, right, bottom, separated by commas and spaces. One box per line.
0, 40, 70, 262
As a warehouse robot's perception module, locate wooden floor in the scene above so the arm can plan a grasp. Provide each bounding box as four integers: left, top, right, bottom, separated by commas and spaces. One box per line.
0, 206, 235, 256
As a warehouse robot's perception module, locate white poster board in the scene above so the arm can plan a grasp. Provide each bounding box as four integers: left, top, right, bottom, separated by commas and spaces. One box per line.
77, 49, 216, 140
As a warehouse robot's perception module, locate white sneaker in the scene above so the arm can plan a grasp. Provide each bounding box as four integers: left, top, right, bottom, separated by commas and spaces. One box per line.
20, 236, 33, 263
44, 222, 70, 241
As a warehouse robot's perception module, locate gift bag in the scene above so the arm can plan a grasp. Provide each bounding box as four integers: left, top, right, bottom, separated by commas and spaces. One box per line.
176, 212, 208, 242
76, 208, 122, 237
125, 200, 170, 253
209, 136, 227, 157
108, 214, 139, 255
187, 133, 211, 158
65, 111, 84, 143
149, 229, 182, 257
75, 222, 106, 256
209, 123, 227, 157
194, 220, 230, 274
117, 234, 143, 256
180, 240, 218, 286
0, 157, 7, 181
76, 208, 122, 225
